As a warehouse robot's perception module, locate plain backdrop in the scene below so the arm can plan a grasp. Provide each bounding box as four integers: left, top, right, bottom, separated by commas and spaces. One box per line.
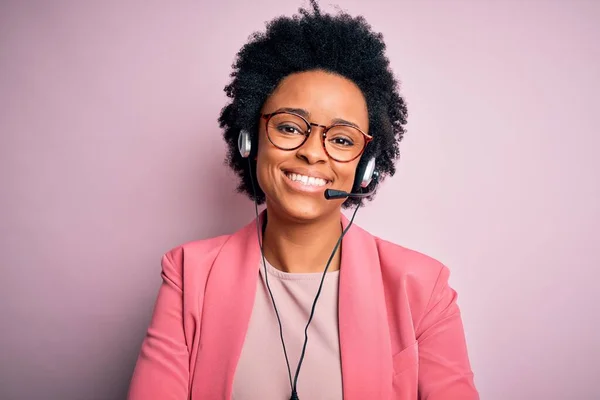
1, 0, 599, 399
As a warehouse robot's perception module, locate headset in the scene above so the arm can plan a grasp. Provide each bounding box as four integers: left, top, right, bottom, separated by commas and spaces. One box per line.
238, 129, 376, 399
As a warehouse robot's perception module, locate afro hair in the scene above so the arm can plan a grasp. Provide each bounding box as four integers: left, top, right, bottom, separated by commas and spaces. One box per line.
218, 0, 407, 207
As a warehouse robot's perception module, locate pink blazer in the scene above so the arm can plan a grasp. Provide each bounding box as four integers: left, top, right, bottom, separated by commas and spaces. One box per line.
128, 213, 479, 399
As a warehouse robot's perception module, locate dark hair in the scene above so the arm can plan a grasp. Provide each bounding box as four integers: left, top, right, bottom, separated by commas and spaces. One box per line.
218, 0, 407, 207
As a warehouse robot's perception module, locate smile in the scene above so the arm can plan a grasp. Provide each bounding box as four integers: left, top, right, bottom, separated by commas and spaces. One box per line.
284, 172, 329, 187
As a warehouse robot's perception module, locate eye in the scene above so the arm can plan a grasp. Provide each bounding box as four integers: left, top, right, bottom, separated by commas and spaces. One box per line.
276, 123, 304, 135
328, 135, 355, 147
327, 125, 362, 148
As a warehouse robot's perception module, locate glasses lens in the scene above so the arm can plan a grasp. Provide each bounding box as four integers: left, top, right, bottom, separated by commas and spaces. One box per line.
266, 112, 310, 150
325, 125, 366, 162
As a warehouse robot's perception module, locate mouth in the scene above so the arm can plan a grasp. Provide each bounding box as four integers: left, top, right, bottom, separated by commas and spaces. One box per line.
282, 171, 331, 190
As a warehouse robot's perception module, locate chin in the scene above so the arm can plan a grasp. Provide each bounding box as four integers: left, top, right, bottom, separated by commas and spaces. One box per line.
268, 195, 334, 223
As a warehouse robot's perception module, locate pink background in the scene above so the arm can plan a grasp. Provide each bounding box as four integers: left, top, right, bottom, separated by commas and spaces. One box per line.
1, 1, 598, 399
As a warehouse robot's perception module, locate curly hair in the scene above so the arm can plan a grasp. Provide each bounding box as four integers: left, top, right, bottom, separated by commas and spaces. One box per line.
218, 0, 407, 207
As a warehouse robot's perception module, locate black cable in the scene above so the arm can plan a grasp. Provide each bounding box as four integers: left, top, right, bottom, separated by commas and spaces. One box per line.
291, 203, 360, 394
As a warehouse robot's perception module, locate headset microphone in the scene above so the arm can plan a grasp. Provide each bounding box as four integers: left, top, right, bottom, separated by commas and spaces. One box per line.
324, 188, 375, 200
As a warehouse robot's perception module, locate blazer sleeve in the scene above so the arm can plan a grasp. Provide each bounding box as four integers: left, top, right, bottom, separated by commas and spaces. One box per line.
128, 251, 190, 400
415, 265, 479, 399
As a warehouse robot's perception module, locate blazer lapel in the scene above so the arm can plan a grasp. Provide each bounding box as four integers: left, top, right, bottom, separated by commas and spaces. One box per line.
191, 214, 262, 399
339, 215, 393, 399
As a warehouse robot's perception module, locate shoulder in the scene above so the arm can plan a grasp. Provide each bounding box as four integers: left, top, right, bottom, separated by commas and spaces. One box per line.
349, 223, 449, 293
160, 234, 231, 283
374, 236, 447, 283
347, 222, 447, 286
372, 234, 452, 319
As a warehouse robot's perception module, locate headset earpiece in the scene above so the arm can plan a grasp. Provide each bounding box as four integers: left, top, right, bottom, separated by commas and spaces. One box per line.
356, 156, 377, 188
238, 130, 251, 158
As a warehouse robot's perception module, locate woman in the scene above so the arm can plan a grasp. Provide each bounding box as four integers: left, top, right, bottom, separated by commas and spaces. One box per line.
128, 2, 479, 399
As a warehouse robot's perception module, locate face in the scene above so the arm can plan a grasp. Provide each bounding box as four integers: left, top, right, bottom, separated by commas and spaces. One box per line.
256, 70, 369, 222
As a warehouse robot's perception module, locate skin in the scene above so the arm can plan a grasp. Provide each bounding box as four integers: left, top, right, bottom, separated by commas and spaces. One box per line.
256, 70, 369, 273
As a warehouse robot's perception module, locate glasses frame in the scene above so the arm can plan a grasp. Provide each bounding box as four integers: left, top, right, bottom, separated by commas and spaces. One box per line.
261, 111, 373, 163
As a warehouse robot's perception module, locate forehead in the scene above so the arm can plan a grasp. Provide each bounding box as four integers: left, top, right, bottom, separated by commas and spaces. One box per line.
263, 70, 369, 130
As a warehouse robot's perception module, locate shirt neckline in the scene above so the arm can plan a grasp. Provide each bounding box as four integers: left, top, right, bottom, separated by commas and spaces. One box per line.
260, 258, 340, 281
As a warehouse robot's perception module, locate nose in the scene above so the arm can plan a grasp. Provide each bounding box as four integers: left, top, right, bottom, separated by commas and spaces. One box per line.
296, 126, 328, 164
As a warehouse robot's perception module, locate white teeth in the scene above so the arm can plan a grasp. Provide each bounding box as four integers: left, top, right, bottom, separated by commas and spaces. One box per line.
285, 172, 327, 187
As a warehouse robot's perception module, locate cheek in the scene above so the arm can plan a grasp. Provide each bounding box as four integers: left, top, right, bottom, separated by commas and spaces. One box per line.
255, 145, 283, 192
338, 164, 359, 190
255, 153, 271, 188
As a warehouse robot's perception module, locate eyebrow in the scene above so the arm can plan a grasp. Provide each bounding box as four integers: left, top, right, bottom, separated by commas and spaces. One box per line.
275, 107, 362, 130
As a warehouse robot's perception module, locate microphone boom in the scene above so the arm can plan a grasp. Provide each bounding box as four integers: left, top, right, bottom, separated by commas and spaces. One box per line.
324, 188, 374, 200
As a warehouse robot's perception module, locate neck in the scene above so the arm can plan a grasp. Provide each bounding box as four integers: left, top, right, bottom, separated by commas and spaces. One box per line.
261, 206, 344, 274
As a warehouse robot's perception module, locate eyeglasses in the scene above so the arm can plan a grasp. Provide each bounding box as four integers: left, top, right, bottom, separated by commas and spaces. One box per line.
261, 111, 372, 163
